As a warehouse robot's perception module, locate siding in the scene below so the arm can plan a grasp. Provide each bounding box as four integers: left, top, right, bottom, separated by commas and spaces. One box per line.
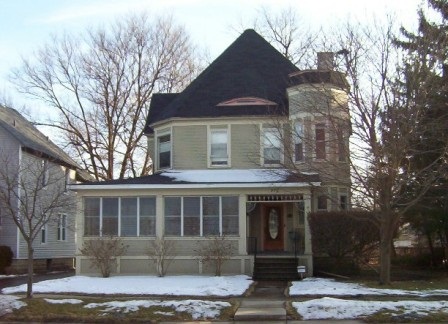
0, 125, 21, 255
173, 125, 207, 169
231, 124, 261, 168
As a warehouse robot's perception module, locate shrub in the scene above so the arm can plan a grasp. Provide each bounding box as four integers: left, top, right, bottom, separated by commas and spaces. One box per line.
147, 236, 175, 277
80, 236, 127, 277
195, 236, 234, 276
0, 245, 13, 274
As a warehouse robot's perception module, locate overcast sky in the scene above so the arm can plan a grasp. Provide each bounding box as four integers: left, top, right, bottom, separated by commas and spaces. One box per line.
0, 0, 424, 115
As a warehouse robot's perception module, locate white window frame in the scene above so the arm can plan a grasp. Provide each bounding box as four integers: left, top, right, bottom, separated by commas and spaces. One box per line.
156, 130, 172, 170
57, 213, 67, 241
41, 159, 49, 187
41, 224, 47, 244
262, 126, 283, 166
208, 126, 230, 167
314, 123, 327, 160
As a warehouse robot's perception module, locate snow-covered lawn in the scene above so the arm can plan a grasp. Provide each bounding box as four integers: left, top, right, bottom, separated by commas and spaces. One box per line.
291, 278, 448, 320
290, 277, 448, 296
2, 275, 252, 296
0, 295, 26, 316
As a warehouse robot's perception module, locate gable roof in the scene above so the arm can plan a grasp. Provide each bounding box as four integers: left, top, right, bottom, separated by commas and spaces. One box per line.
145, 29, 299, 133
0, 105, 79, 169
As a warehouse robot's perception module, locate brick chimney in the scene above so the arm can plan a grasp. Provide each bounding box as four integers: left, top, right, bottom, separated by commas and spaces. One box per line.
317, 52, 334, 70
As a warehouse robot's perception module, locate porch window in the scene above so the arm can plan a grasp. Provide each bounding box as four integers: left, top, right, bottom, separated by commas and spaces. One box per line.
164, 197, 181, 235
263, 128, 281, 165
83, 196, 156, 236
121, 197, 137, 236
222, 196, 238, 235
317, 195, 328, 211
102, 198, 119, 235
163, 196, 239, 237
84, 197, 100, 236
340, 195, 348, 210
315, 123, 326, 159
210, 128, 229, 166
158, 134, 171, 169
140, 197, 156, 236
294, 122, 304, 162
184, 197, 200, 236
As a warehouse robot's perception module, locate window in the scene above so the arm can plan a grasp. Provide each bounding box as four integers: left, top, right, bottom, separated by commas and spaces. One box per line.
203, 196, 219, 236
158, 134, 171, 169
57, 214, 67, 241
315, 123, 326, 159
140, 197, 156, 236
317, 195, 327, 211
41, 224, 47, 244
163, 196, 239, 237
222, 196, 238, 235
294, 122, 304, 162
121, 197, 137, 237
340, 195, 348, 210
41, 159, 49, 187
102, 198, 118, 235
165, 197, 181, 236
210, 128, 229, 166
84, 198, 100, 236
263, 128, 281, 165
83, 197, 156, 237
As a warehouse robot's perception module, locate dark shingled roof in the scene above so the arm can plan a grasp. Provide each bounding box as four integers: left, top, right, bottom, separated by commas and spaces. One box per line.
0, 105, 79, 169
144, 29, 299, 134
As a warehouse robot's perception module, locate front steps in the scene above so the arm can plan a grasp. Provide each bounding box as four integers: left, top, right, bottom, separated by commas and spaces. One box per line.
253, 257, 300, 281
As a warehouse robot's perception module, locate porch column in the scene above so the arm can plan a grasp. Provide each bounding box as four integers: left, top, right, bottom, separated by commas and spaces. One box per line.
238, 194, 247, 254
303, 193, 312, 254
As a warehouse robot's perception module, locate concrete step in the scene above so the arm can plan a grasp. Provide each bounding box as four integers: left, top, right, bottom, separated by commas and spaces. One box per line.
234, 300, 286, 321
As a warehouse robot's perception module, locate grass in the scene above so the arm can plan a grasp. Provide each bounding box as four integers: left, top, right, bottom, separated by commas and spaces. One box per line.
358, 277, 448, 291
365, 309, 448, 323
2, 296, 237, 323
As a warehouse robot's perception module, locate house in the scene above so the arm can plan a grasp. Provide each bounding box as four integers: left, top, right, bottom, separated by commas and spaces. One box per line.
0, 105, 89, 273
72, 29, 351, 278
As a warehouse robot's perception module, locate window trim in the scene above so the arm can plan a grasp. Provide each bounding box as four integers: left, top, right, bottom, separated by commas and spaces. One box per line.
293, 121, 304, 163
41, 224, 47, 244
315, 123, 326, 160
262, 126, 283, 166
208, 126, 231, 168
156, 130, 172, 171
57, 213, 67, 241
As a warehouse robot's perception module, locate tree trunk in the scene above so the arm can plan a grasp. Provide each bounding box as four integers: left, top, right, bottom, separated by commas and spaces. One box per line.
26, 245, 34, 299
379, 216, 395, 285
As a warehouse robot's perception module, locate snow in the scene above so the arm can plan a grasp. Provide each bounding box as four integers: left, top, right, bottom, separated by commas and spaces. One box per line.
44, 298, 83, 304
293, 297, 448, 320
163, 169, 292, 183
2, 275, 252, 296
85, 299, 231, 320
0, 295, 26, 316
290, 277, 448, 296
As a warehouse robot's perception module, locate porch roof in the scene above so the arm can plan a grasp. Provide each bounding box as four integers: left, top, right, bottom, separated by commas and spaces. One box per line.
71, 169, 321, 190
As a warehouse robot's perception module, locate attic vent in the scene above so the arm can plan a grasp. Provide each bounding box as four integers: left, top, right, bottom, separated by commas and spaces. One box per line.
217, 97, 277, 107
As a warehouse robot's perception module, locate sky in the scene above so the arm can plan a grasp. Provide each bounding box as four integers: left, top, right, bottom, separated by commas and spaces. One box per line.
0, 0, 424, 118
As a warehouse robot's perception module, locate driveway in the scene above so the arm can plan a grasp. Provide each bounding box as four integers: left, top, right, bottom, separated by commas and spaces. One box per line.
0, 270, 75, 291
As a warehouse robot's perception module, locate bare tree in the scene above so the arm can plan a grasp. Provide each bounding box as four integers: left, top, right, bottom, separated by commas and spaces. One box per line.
255, 10, 448, 284
0, 153, 75, 298
11, 13, 203, 180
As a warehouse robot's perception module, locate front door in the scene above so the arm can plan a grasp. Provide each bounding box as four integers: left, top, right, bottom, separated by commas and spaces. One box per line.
262, 205, 284, 251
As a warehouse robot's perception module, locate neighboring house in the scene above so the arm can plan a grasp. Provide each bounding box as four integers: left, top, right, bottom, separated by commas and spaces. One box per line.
72, 29, 351, 277
0, 105, 89, 273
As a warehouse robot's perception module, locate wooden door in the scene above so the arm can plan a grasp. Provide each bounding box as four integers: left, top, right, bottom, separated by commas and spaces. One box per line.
263, 205, 284, 251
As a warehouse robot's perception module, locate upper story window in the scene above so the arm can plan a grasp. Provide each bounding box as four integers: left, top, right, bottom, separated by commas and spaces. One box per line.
315, 123, 326, 160
57, 213, 67, 241
263, 128, 282, 165
157, 133, 171, 169
294, 122, 304, 162
337, 127, 347, 162
41, 159, 49, 187
209, 128, 229, 167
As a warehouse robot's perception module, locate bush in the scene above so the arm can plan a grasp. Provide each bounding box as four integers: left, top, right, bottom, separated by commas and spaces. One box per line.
0, 245, 13, 274
80, 236, 127, 277
147, 237, 175, 277
309, 211, 379, 266
195, 236, 234, 276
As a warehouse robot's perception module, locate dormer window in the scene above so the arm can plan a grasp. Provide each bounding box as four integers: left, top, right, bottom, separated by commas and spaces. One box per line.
209, 127, 229, 167
157, 133, 171, 169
